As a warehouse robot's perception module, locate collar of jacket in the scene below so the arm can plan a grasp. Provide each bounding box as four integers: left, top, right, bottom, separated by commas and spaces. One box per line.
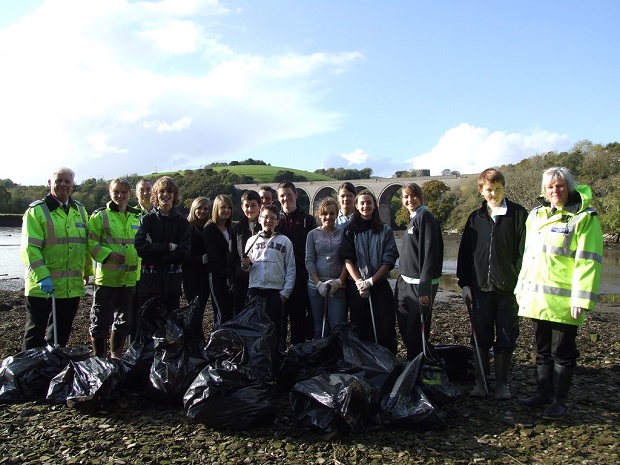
106, 201, 140, 215
45, 193, 73, 211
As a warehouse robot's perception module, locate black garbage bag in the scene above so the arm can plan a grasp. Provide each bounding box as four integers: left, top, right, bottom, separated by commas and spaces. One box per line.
120, 296, 170, 391
120, 339, 155, 391
380, 354, 444, 430
204, 329, 248, 368
218, 296, 277, 382
432, 344, 473, 382
46, 357, 124, 406
135, 295, 169, 344
184, 362, 276, 430
331, 323, 401, 396
290, 373, 380, 434
0, 346, 91, 402
147, 300, 209, 404
278, 334, 339, 390
419, 363, 461, 406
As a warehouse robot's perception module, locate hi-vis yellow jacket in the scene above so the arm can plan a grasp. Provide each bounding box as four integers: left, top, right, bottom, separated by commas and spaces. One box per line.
88, 202, 141, 287
516, 184, 603, 326
21, 195, 93, 298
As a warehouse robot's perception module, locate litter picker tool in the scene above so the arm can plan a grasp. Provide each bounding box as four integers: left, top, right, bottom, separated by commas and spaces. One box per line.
321, 283, 331, 338
367, 289, 378, 344
51, 291, 59, 348
419, 300, 429, 359
465, 296, 489, 396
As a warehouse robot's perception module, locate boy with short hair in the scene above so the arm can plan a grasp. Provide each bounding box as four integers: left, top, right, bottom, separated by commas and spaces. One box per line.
228, 190, 262, 316
457, 168, 527, 399
259, 186, 275, 206
242, 205, 296, 358
276, 181, 317, 344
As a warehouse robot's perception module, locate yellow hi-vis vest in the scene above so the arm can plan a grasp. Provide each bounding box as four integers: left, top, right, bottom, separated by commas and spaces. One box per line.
88, 202, 141, 287
21, 196, 93, 298
516, 185, 603, 326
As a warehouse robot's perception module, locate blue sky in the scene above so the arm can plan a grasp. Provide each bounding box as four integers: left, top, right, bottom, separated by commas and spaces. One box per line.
1, 0, 618, 186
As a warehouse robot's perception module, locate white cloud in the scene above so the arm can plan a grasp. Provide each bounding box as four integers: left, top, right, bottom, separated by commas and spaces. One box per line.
406, 123, 570, 176
341, 148, 369, 165
143, 116, 193, 132
0, 0, 363, 185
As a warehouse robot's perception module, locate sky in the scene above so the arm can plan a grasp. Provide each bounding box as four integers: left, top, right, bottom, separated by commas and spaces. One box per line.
1, 0, 619, 186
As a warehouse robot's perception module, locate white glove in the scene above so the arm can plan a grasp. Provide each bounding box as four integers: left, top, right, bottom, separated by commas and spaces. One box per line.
169, 243, 178, 252
328, 278, 342, 295
356, 277, 373, 291
571, 307, 584, 319
317, 281, 329, 297
146, 233, 152, 244
461, 286, 472, 304
202, 254, 209, 264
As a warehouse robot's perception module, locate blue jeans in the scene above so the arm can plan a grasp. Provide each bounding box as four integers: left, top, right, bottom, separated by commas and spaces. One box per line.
308, 286, 346, 338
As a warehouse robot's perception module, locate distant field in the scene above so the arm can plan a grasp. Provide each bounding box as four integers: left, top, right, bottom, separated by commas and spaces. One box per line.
211, 165, 334, 182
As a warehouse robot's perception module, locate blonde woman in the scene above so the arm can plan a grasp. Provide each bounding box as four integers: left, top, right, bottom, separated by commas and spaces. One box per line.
183, 197, 211, 317
204, 194, 234, 326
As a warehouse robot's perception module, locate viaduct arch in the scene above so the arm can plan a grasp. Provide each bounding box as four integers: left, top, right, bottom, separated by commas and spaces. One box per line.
235, 175, 470, 225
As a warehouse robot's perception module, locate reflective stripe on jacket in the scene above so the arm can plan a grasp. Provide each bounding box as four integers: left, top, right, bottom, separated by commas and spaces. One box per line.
21, 195, 93, 298
515, 184, 603, 326
89, 202, 141, 287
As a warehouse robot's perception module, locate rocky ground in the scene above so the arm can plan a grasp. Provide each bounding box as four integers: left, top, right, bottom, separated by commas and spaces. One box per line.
0, 288, 619, 465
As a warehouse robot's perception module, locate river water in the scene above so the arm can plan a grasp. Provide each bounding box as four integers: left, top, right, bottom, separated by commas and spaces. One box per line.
2, 227, 619, 298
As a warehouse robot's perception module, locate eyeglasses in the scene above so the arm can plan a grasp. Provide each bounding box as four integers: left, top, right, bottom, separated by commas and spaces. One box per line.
260, 216, 278, 222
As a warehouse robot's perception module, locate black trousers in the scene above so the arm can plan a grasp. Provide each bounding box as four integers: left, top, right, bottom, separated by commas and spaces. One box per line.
282, 277, 312, 345
395, 277, 437, 360
23, 296, 80, 350
209, 273, 233, 327
347, 279, 397, 354
531, 318, 579, 368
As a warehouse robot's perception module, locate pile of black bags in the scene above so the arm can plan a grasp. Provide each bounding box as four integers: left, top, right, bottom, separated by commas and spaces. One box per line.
1, 296, 466, 434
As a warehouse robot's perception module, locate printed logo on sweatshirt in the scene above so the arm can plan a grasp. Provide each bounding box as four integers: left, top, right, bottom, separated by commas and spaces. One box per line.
256, 241, 287, 253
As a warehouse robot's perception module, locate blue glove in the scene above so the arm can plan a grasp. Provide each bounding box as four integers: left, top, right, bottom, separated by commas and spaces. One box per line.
38, 276, 54, 294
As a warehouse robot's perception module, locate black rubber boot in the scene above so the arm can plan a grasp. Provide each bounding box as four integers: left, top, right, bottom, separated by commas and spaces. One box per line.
91, 337, 106, 357
110, 331, 125, 359
494, 352, 513, 400
470, 349, 489, 398
517, 362, 553, 407
542, 365, 574, 420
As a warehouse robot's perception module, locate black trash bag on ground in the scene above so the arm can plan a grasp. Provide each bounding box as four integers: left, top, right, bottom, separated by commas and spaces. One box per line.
135, 295, 169, 344
121, 295, 169, 390
290, 373, 380, 434
184, 361, 276, 430
331, 323, 401, 396
380, 354, 444, 430
218, 296, 277, 382
0, 346, 91, 402
432, 344, 473, 382
147, 300, 209, 404
204, 329, 248, 368
277, 335, 339, 390
46, 357, 124, 406
120, 339, 155, 391
419, 363, 461, 406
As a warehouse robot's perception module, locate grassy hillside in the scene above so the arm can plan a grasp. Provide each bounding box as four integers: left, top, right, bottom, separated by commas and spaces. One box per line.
211, 165, 334, 182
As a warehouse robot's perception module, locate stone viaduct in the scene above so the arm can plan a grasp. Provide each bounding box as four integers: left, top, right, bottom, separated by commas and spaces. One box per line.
235, 175, 471, 224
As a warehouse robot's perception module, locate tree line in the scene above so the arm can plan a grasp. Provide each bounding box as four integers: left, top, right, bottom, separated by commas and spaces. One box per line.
2, 140, 619, 233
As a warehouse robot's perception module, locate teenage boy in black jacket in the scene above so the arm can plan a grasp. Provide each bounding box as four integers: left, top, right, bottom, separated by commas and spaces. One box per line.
276, 181, 317, 344
228, 190, 262, 316
457, 168, 527, 400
